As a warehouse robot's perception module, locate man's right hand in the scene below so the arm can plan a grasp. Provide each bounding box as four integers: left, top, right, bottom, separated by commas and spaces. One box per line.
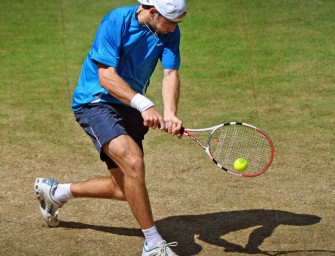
141, 107, 165, 130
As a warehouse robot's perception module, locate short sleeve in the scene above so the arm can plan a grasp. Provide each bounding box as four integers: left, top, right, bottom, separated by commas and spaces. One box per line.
91, 16, 123, 68
161, 26, 181, 69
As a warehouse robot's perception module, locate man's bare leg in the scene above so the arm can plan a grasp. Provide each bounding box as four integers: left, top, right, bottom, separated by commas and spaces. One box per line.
70, 168, 126, 201
70, 134, 154, 229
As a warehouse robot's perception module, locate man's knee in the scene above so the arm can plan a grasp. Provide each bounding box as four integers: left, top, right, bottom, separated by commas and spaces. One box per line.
124, 155, 145, 180
103, 135, 145, 180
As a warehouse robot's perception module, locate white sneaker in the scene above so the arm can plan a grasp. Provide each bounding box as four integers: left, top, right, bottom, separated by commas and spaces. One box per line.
142, 240, 178, 256
34, 178, 65, 227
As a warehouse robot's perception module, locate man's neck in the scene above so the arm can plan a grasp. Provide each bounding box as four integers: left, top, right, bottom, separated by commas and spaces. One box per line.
136, 6, 148, 26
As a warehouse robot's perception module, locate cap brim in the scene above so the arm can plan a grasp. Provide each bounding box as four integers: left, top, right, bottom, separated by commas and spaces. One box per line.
138, 0, 154, 5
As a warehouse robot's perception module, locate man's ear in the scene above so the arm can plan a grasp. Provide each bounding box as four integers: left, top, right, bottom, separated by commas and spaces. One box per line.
149, 7, 158, 16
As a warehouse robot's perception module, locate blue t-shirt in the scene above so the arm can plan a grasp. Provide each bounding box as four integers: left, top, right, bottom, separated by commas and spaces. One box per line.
72, 5, 181, 111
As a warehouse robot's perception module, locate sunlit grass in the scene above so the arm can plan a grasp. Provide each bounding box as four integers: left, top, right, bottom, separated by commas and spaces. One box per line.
0, 0, 334, 255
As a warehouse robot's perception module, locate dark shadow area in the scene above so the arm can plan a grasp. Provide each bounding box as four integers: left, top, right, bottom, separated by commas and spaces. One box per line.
60, 209, 330, 255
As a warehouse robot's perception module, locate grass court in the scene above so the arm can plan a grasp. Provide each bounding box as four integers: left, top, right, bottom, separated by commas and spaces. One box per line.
0, 0, 334, 255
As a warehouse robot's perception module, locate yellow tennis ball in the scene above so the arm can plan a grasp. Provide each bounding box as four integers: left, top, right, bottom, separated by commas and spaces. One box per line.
234, 158, 248, 172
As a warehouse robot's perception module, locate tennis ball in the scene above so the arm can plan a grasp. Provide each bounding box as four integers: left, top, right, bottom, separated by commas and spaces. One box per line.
234, 158, 248, 172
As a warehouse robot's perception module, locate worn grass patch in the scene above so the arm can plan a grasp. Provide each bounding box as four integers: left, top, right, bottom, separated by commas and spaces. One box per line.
0, 0, 334, 255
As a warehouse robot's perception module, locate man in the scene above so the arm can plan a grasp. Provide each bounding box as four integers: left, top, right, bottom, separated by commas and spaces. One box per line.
34, 0, 186, 255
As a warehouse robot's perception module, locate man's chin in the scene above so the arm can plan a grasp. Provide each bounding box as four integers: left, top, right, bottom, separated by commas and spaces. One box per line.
156, 29, 169, 35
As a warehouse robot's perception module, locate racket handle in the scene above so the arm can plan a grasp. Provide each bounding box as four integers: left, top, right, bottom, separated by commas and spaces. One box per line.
158, 121, 185, 135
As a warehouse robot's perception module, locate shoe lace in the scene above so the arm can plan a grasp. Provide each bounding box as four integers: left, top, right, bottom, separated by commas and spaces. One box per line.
46, 200, 62, 215
159, 242, 178, 256
46, 188, 65, 217
47, 185, 66, 216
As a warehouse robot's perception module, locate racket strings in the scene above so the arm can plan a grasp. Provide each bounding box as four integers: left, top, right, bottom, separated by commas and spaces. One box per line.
209, 125, 272, 174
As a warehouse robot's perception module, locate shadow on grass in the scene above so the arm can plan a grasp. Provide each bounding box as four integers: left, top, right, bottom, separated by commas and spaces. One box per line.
60, 209, 330, 255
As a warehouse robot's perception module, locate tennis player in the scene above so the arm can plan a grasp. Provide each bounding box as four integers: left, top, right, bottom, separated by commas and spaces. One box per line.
34, 0, 186, 255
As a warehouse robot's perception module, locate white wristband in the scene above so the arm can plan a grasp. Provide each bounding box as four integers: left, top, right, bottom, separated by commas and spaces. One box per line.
130, 93, 154, 112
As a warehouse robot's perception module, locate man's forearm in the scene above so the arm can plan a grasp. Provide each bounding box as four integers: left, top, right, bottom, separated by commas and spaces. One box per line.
98, 63, 136, 105
98, 63, 156, 114
162, 69, 180, 117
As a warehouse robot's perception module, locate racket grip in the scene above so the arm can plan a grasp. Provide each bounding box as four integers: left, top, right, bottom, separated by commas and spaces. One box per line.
158, 121, 185, 135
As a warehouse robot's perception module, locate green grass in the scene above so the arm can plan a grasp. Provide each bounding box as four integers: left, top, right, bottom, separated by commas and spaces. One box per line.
1, 0, 335, 255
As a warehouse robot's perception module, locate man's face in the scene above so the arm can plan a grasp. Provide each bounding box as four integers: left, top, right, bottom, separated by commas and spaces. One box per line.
151, 10, 186, 34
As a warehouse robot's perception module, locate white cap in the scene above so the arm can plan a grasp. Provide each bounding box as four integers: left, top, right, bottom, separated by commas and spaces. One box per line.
138, 0, 187, 22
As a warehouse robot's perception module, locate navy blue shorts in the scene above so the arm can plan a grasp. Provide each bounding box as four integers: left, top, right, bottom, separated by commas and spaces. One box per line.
74, 103, 149, 169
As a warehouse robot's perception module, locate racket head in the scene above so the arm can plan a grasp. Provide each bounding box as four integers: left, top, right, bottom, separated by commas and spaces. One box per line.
207, 122, 274, 177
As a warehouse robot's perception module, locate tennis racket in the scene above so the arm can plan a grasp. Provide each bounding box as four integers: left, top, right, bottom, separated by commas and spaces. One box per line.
179, 122, 274, 177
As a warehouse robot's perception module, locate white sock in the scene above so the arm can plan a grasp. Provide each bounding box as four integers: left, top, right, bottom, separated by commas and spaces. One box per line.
54, 184, 73, 202
142, 226, 164, 250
